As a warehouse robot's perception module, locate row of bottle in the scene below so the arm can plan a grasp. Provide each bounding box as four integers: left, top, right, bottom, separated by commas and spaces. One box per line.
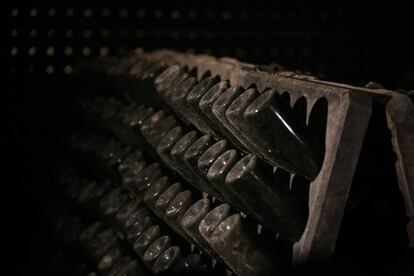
44, 193, 148, 276
70, 84, 312, 241
84, 53, 324, 181
63, 53, 326, 274
64, 130, 290, 275
58, 166, 213, 275
73, 90, 310, 242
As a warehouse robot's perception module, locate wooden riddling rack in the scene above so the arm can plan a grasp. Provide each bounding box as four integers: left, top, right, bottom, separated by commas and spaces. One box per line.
79, 49, 414, 269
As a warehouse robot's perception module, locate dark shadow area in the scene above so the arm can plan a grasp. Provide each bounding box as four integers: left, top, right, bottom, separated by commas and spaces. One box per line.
334, 102, 412, 274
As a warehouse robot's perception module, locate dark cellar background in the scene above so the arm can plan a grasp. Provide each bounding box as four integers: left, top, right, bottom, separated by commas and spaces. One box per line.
4, 0, 414, 275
